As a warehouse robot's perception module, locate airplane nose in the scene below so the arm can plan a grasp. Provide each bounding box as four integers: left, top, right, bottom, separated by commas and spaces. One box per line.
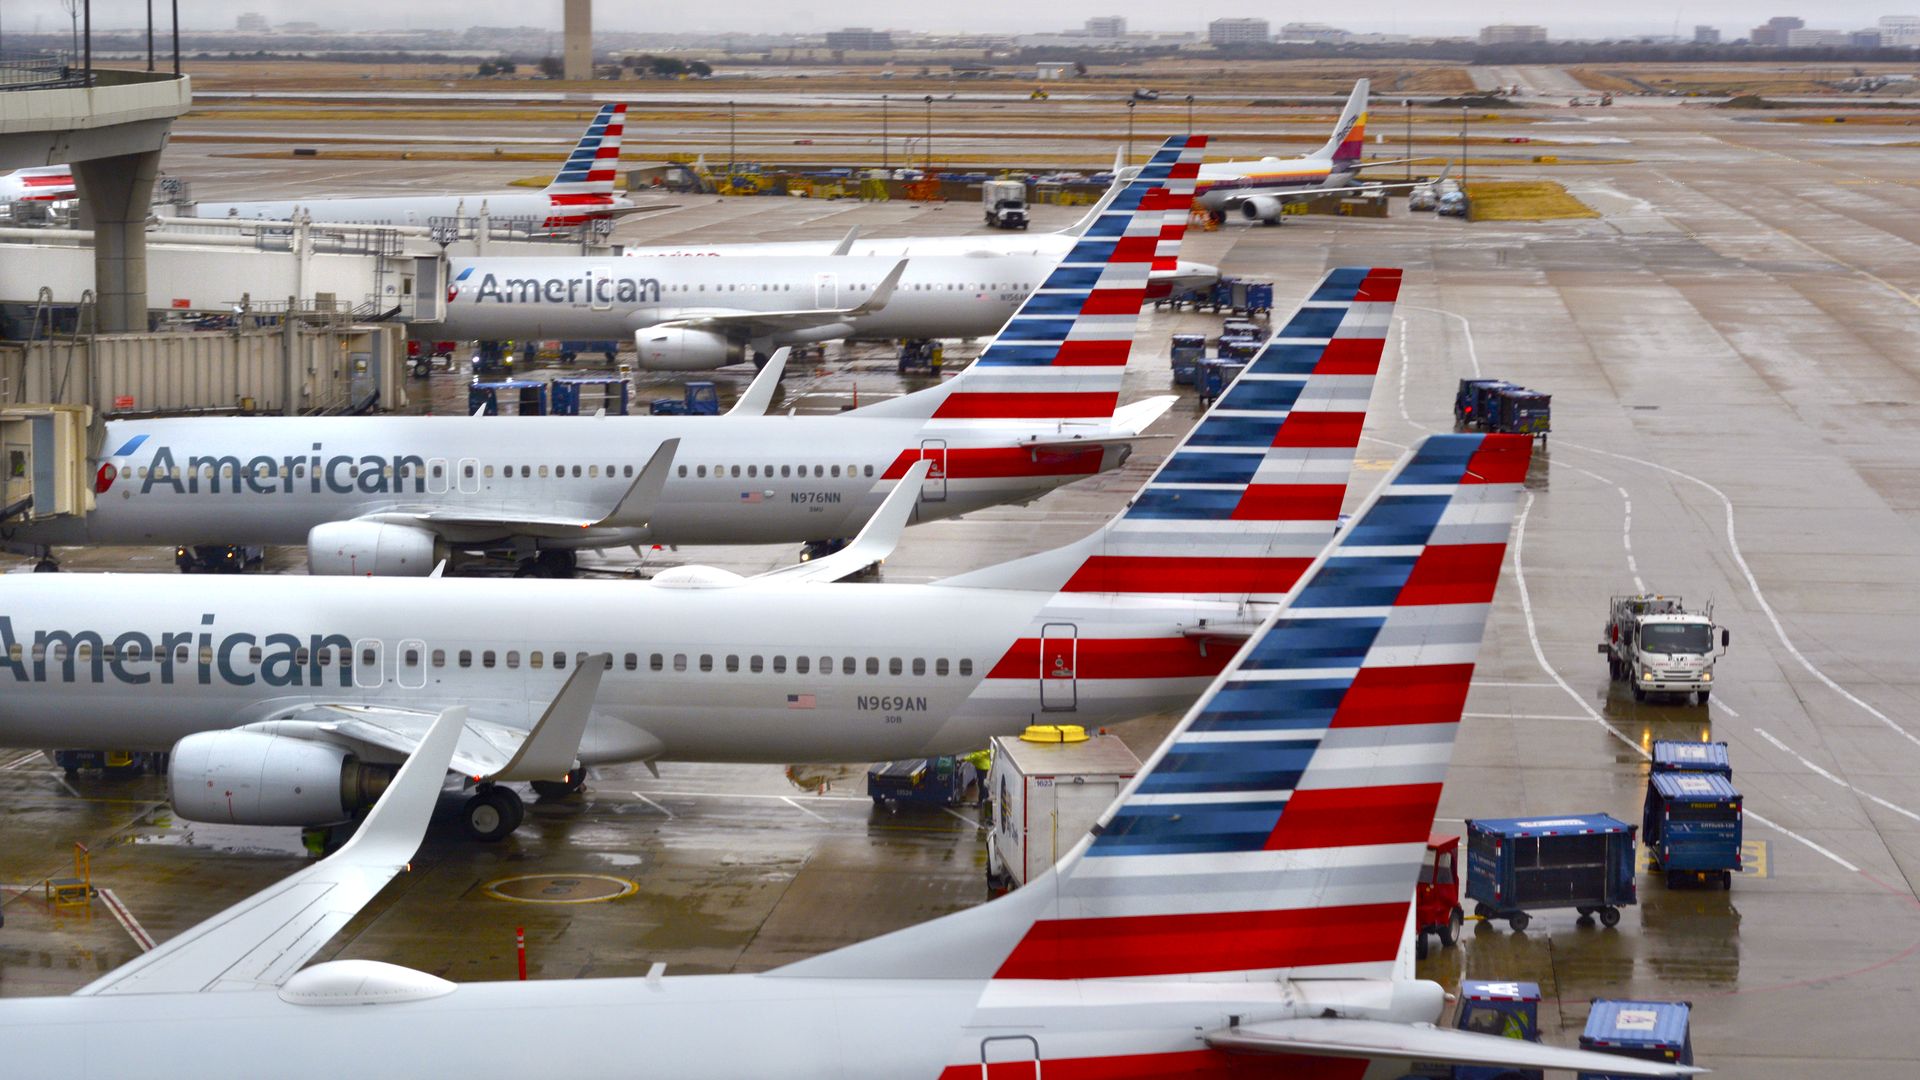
1174, 260, 1221, 289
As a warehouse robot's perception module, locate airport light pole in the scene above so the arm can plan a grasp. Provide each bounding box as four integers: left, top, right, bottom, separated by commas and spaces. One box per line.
1460, 106, 1469, 206
1185, 94, 1194, 136
1127, 99, 1136, 165
881, 94, 889, 173
729, 100, 737, 178
1403, 98, 1412, 182
923, 95, 933, 173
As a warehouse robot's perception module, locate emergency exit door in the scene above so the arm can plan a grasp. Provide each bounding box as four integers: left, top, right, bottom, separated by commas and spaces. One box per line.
918, 439, 948, 502
813, 272, 838, 308
1039, 622, 1077, 712
979, 1036, 1041, 1080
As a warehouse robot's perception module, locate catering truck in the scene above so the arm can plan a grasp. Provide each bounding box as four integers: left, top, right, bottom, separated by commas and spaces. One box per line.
982, 179, 1030, 230
984, 725, 1139, 895
1599, 594, 1730, 705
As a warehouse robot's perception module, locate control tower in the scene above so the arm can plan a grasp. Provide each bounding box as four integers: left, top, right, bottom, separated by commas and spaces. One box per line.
564, 0, 593, 81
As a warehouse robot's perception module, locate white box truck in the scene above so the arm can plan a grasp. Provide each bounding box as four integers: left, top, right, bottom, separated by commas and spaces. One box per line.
1599, 593, 1730, 705
982, 179, 1030, 230
984, 726, 1141, 894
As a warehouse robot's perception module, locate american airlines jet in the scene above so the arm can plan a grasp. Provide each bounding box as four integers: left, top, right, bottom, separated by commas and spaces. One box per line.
175, 104, 643, 228
0, 165, 75, 207
2, 139, 1206, 578
0, 258, 1394, 843
0, 433, 1695, 1079
1194, 79, 1424, 224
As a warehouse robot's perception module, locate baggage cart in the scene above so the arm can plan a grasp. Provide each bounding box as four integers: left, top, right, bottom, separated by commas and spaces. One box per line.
1170, 333, 1206, 385
1454, 378, 1513, 428
1642, 772, 1742, 889
468, 379, 547, 417
1576, 1000, 1693, 1080
1465, 814, 1638, 930
1651, 741, 1731, 778
1490, 387, 1551, 441
1198, 359, 1248, 409
867, 756, 978, 810
551, 376, 631, 416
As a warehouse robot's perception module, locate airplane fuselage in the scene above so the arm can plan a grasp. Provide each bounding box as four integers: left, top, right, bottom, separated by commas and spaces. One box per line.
180, 191, 633, 228
1192, 159, 1347, 212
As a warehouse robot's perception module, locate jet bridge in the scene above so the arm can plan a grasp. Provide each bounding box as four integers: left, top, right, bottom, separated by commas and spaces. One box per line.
0, 404, 92, 526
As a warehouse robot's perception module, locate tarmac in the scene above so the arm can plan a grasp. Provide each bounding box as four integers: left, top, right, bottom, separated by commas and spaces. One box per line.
8, 90, 1920, 1076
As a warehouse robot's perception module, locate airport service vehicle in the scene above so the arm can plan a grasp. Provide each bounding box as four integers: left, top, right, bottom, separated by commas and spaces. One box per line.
866, 755, 979, 810
1412, 834, 1465, 961
984, 725, 1140, 894
1404, 980, 1547, 1080
549, 377, 630, 416
468, 379, 548, 417
0, 261, 1398, 843
1437, 189, 1469, 218
982, 179, 1030, 229
1489, 387, 1551, 440
3, 141, 1204, 577
0, 431, 1698, 1080
1408, 162, 1456, 212
1193, 79, 1425, 224
0, 165, 75, 206
1651, 740, 1731, 778
1578, 1001, 1694, 1080
176, 104, 647, 229
1466, 814, 1639, 930
646, 381, 718, 416
1642, 772, 1742, 890
1600, 595, 1730, 704
1455, 378, 1513, 427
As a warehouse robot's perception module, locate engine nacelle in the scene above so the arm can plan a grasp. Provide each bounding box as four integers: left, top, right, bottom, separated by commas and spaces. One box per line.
170, 731, 394, 827
633, 327, 746, 370
1238, 195, 1287, 222
307, 521, 441, 576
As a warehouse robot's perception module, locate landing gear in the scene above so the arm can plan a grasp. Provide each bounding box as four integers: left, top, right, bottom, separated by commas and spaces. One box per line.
461, 784, 526, 842
800, 538, 848, 563
513, 550, 578, 578
32, 557, 58, 573
530, 768, 589, 800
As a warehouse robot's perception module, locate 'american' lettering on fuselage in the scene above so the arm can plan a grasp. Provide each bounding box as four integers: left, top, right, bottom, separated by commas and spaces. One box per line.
458, 271, 663, 305
125, 444, 428, 496
0, 615, 353, 689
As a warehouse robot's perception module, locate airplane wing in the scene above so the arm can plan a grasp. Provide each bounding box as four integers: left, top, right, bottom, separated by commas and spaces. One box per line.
1016, 394, 1178, 452
601, 202, 679, 219
242, 654, 612, 782
384, 437, 678, 537
1218, 178, 1431, 209
728, 348, 790, 416
1205, 1019, 1704, 1077
829, 225, 861, 256
751, 460, 931, 585
73, 705, 469, 997
650, 259, 907, 336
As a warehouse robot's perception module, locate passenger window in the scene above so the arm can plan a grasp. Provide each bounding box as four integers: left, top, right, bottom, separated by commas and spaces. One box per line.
651, 653, 664, 671
506, 651, 520, 669
572, 465, 582, 478
959, 659, 974, 676
866, 657, 880, 675
796, 656, 810, 674
625, 466, 634, 477
403, 647, 420, 667
589, 465, 600, 478
864, 465, 874, 478
750, 655, 764, 673
554, 652, 567, 670
699, 654, 713, 672
731, 465, 741, 478
459, 650, 472, 668
889, 657, 903, 676
462, 464, 473, 480
679, 466, 688, 477
539, 465, 550, 478
482, 651, 495, 669
726, 655, 741, 673
673, 653, 687, 671
296, 647, 310, 665
624, 653, 638, 671
912, 658, 926, 676
747, 465, 757, 478
831, 465, 841, 478
484, 465, 495, 478
522, 466, 531, 478
936, 658, 949, 676
772, 656, 787, 674
814, 465, 824, 478
531, 651, 543, 669
842, 656, 856, 675
697, 466, 707, 478
781, 465, 791, 478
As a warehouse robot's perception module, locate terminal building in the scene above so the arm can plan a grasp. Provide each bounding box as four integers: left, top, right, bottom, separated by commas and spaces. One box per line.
1479, 24, 1549, 44
1207, 18, 1272, 46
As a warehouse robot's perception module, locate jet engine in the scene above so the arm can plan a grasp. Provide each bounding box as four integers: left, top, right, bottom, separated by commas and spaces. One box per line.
633, 327, 746, 370
170, 731, 396, 827
307, 521, 442, 576
1238, 196, 1288, 222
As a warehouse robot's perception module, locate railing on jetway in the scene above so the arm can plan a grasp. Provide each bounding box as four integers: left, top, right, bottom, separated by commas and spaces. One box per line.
0, 52, 88, 91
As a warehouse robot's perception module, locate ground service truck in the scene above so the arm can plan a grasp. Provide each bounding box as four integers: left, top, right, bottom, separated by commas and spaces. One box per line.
1599, 594, 1729, 705
982, 179, 1030, 229
984, 725, 1139, 895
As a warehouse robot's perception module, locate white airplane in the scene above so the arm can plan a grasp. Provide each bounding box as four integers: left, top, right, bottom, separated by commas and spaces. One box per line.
175, 104, 649, 228
0, 258, 1396, 842
3, 138, 1207, 578
623, 154, 1220, 302
0, 165, 75, 207
1194, 79, 1424, 225
0, 432, 1697, 1079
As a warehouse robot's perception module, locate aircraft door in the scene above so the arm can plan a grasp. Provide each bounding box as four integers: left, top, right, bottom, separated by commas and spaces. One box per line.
427, 457, 449, 494
1039, 622, 1078, 713
396, 639, 428, 690
353, 638, 384, 690
813, 272, 837, 309
589, 265, 613, 311
918, 439, 948, 503
457, 457, 481, 494
978, 1035, 1041, 1080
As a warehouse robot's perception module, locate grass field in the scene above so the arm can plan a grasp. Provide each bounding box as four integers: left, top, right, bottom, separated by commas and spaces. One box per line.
1465, 180, 1599, 221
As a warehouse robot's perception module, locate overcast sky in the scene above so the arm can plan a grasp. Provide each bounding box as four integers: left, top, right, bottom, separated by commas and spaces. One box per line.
6, 1, 1910, 40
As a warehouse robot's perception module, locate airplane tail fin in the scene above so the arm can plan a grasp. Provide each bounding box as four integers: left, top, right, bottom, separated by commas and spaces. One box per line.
542, 103, 627, 197
850, 135, 1205, 424
937, 267, 1398, 605
775, 430, 1533, 982
1311, 79, 1370, 165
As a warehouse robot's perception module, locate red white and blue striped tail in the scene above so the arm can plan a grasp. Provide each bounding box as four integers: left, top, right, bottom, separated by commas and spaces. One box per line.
942, 267, 1396, 604
541, 103, 626, 197
773, 432, 1532, 986
889, 135, 1205, 424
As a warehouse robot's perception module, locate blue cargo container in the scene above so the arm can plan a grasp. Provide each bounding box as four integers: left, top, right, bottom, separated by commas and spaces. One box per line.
550, 376, 631, 416
1465, 814, 1637, 930
1198, 359, 1248, 409
1454, 378, 1512, 427
468, 379, 548, 417
1576, 1000, 1693, 1080
1643, 772, 1742, 889
1651, 741, 1731, 778
1169, 333, 1206, 385
1490, 387, 1551, 440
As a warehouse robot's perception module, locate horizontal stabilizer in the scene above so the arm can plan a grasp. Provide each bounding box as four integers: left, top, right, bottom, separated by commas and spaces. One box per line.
753, 460, 932, 585
1207, 1018, 1704, 1076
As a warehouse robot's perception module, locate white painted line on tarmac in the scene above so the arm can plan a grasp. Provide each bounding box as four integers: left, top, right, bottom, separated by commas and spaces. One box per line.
95, 887, 156, 952
1403, 304, 1483, 377
1710, 696, 1741, 719
1567, 441, 1920, 753
1463, 711, 1597, 722
780, 796, 831, 823
0, 750, 42, 771
1754, 729, 1920, 826
632, 788, 869, 804
1513, 490, 1860, 873
1469, 680, 1558, 689
627, 792, 676, 819
939, 806, 978, 828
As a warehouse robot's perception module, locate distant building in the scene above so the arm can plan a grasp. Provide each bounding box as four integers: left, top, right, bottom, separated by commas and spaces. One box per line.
1879, 15, 1920, 45
1084, 16, 1126, 38
1850, 28, 1885, 47
1036, 62, 1075, 80
1480, 24, 1548, 45
825, 28, 894, 52
1693, 25, 1721, 44
1785, 27, 1847, 46
280, 20, 320, 33
1277, 22, 1350, 44
234, 12, 270, 32
1208, 18, 1272, 47
1749, 16, 1804, 46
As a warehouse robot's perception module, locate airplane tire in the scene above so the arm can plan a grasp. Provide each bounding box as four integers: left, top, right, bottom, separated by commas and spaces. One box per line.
462, 786, 522, 842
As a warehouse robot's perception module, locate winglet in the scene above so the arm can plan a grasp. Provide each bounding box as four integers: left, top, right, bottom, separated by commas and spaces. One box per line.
75, 706, 469, 996
728, 348, 790, 416
752, 459, 932, 585
595, 437, 680, 528
847, 259, 907, 316
487, 653, 610, 782
829, 225, 861, 256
